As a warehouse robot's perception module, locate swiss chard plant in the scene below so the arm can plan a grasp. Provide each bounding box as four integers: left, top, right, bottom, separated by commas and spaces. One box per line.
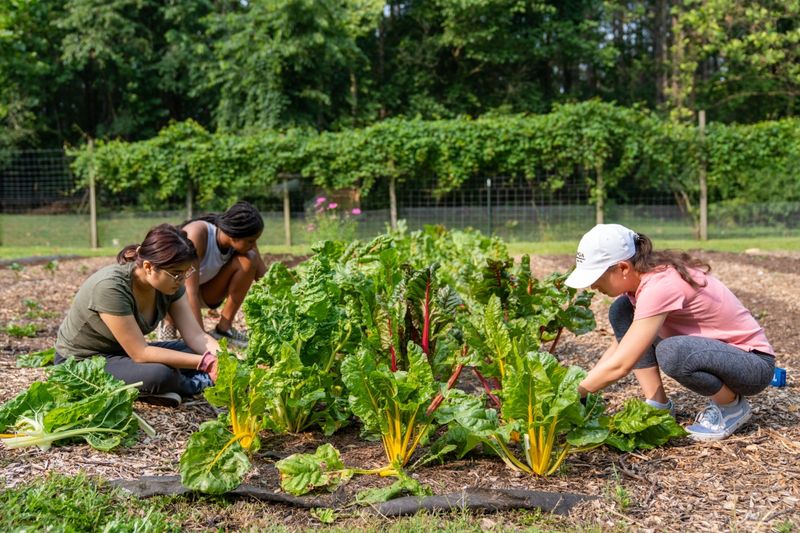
436, 351, 686, 476
342, 342, 437, 475
275, 341, 445, 498
242, 240, 355, 434
0, 357, 151, 451
180, 349, 271, 494
460, 255, 595, 399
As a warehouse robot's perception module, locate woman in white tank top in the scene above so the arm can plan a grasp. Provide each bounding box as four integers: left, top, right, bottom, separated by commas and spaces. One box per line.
158, 201, 266, 347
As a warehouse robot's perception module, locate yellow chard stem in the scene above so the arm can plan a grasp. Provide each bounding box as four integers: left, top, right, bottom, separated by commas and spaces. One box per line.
392, 403, 403, 463
399, 407, 419, 464
545, 443, 572, 477
526, 426, 538, 470
405, 421, 431, 466
206, 433, 244, 474
543, 417, 559, 461
493, 437, 532, 474
380, 434, 392, 464
535, 424, 551, 474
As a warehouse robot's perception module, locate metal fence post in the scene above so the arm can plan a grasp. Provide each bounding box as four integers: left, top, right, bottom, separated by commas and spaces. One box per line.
88, 140, 98, 249
186, 182, 194, 221
486, 178, 493, 235
595, 165, 604, 225
283, 176, 292, 246
698, 110, 708, 241
389, 176, 398, 231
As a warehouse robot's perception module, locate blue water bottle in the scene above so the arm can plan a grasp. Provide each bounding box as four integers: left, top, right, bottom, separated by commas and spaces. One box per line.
771, 367, 787, 388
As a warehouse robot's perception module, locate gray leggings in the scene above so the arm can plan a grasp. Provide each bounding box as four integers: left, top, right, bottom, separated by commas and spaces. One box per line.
608, 297, 775, 397
55, 340, 208, 396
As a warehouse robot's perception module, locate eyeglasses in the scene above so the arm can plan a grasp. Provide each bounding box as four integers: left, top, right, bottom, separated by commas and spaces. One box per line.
158, 265, 196, 282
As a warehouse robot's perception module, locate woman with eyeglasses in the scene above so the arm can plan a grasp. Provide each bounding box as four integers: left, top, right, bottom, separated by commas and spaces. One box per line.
54, 224, 221, 407
157, 201, 266, 348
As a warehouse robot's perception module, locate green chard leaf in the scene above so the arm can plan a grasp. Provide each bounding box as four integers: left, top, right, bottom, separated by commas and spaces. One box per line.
276, 443, 353, 496
0, 381, 57, 431
604, 399, 687, 452
16, 348, 56, 368
355, 470, 432, 505
180, 419, 251, 494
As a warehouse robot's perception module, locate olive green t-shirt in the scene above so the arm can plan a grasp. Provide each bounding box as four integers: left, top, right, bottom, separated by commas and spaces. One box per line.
55, 262, 185, 359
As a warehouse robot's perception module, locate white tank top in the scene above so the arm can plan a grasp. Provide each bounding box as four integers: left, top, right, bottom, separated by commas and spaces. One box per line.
199, 222, 234, 284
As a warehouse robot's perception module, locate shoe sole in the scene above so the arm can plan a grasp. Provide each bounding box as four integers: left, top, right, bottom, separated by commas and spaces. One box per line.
687, 410, 752, 441
137, 394, 182, 408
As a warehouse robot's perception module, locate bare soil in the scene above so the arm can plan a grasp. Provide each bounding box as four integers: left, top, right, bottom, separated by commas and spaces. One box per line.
1, 251, 798, 532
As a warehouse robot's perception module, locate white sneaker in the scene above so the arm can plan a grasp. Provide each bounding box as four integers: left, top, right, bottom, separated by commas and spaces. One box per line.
156, 321, 178, 341
686, 396, 752, 441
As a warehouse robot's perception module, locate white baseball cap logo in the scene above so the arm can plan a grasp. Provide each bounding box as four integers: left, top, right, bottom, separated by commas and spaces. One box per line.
565, 224, 637, 289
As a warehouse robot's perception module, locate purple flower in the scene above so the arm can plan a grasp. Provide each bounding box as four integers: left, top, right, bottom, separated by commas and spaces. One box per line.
351, 208, 362, 215
315, 197, 327, 205
327, 202, 338, 209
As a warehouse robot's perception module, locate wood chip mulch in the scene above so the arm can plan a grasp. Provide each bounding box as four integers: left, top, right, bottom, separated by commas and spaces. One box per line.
1, 250, 798, 531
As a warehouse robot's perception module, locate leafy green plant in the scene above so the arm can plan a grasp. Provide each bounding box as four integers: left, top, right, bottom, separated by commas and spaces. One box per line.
439, 351, 686, 476
243, 241, 356, 435
5, 323, 38, 338
23, 299, 57, 319
44, 260, 59, 274
310, 507, 336, 524
180, 347, 272, 494
342, 343, 438, 475
276, 443, 431, 502
603, 398, 688, 451
0, 357, 152, 451
16, 347, 56, 368
458, 255, 595, 402
9, 262, 24, 274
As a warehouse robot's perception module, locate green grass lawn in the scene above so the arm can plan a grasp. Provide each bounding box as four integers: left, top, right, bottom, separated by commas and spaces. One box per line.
1, 211, 798, 261
3, 236, 798, 261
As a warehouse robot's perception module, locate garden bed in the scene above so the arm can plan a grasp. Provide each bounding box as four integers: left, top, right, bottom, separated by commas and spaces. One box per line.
1, 251, 798, 531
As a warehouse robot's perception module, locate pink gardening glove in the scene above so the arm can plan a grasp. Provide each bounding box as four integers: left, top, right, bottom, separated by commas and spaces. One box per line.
197, 351, 219, 383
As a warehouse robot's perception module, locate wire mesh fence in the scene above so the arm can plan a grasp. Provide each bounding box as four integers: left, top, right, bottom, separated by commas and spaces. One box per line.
1, 149, 798, 249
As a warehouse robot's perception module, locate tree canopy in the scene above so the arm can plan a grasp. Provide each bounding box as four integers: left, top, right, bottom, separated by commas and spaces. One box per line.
2, 0, 799, 149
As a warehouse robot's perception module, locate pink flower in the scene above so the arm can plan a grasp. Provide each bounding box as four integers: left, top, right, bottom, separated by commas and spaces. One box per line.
327, 202, 338, 209
315, 197, 327, 205
305, 224, 316, 232
351, 208, 362, 215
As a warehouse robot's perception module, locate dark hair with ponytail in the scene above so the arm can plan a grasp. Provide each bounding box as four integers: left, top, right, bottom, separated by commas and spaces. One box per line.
185, 201, 264, 239
117, 224, 197, 268
629, 233, 711, 289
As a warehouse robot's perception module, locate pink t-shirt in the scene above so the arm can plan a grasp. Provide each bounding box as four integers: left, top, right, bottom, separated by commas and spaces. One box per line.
627, 266, 774, 355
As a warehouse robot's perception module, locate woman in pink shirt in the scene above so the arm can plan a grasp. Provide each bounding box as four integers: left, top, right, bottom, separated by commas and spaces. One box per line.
565, 224, 775, 441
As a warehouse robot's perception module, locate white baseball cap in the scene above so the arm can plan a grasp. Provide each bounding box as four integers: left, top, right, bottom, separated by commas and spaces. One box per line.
564, 224, 638, 289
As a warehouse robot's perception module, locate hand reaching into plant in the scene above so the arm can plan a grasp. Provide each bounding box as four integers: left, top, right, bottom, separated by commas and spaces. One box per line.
197, 351, 219, 382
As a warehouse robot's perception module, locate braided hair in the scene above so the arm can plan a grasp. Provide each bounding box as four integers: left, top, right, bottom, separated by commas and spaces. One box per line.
185, 201, 264, 238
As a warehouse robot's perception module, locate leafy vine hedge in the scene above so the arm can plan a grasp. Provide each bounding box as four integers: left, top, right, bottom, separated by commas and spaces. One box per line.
69, 101, 800, 213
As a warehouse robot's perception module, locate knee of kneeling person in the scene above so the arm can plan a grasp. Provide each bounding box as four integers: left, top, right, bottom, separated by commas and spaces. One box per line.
654, 338, 687, 377
137, 363, 181, 394
234, 250, 259, 274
